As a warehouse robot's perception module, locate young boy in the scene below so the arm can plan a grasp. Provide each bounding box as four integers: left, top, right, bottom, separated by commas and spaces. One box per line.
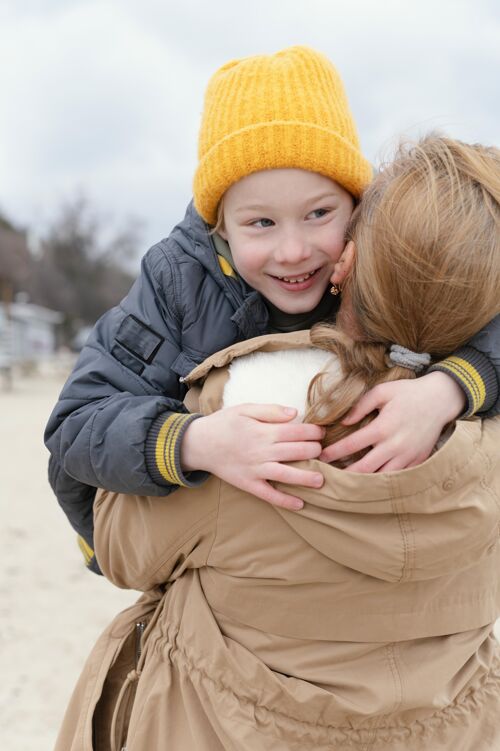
45, 46, 500, 574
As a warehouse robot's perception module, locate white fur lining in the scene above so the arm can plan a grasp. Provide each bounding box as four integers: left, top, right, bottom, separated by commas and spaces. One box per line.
222, 348, 340, 422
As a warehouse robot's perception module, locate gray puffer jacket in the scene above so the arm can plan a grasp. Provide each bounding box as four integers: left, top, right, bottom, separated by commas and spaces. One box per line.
45, 202, 272, 571
44, 201, 500, 574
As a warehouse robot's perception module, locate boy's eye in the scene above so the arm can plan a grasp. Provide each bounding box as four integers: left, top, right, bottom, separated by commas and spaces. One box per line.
307, 208, 330, 220
251, 218, 275, 228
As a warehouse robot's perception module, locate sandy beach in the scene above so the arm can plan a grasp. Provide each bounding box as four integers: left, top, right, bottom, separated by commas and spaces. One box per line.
0, 368, 137, 750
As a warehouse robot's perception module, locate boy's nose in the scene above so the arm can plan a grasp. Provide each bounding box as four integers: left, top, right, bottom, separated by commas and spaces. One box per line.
274, 234, 312, 266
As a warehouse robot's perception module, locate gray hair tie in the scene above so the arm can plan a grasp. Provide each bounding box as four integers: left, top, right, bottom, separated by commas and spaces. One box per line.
388, 345, 431, 373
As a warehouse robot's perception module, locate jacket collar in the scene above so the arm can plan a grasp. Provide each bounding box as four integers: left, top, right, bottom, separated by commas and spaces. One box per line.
175, 201, 269, 339
184, 330, 312, 385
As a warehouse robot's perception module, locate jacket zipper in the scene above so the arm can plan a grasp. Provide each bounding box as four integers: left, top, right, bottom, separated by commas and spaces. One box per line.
117, 621, 147, 751
135, 620, 146, 666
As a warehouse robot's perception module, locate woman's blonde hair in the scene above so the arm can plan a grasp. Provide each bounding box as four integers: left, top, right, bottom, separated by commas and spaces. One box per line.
306, 134, 500, 453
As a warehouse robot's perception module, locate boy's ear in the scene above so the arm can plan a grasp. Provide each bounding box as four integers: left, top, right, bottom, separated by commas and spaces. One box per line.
330, 241, 356, 284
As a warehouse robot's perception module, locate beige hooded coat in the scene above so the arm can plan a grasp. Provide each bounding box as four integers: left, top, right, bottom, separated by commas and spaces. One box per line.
55, 332, 500, 751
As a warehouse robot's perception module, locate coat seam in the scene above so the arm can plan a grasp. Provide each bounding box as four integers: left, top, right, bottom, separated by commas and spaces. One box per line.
205, 479, 222, 568
87, 410, 99, 486
395, 511, 415, 583
385, 642, 404, 713
134, 509, 219, 590
150, 244, 182, 326
390, 473, 409, 583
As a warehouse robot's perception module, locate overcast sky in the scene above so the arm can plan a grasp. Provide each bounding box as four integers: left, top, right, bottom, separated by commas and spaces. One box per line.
1, 0, 499, 267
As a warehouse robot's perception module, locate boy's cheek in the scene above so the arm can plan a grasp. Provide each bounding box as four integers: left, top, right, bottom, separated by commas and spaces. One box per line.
322, 244, 345, 269
315, 223, 347, 261
233, 246, 269, 276
247, 256, 269, 275
327, 242, 346, 265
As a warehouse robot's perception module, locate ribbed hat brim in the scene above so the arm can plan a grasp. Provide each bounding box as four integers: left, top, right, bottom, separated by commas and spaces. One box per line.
194, 121, 373, 225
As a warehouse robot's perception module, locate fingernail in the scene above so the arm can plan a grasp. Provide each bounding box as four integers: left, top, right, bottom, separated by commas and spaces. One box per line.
291, 500, 304, 510
314, 474, 323, 487
283, 407, 297, 416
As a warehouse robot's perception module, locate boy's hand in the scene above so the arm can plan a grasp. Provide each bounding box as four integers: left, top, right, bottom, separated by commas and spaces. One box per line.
320, 372, 466, 472
181, 404, 325, 510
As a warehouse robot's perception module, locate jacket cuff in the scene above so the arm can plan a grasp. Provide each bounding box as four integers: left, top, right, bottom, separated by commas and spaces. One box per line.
77, 535, 102, 575
145, 412, 208, 488
428, 346, 498, 417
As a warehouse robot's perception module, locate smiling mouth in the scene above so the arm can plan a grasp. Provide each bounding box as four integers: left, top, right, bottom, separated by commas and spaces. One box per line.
272, 267, 321, 284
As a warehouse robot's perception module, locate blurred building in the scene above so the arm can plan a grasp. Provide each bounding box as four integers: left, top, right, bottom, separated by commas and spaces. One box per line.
0, 216, 64, 369
0, 298, 64, 366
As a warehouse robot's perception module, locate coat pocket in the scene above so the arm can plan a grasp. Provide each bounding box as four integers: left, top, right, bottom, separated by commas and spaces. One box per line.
94, 621, 147, 751
54, 592, 161, 751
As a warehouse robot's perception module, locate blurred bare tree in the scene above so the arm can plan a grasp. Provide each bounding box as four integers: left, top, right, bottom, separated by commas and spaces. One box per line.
29, 197, 141, 344
0, 215, 32, 295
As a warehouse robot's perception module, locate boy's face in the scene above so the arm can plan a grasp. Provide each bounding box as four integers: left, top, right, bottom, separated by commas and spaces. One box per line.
219, 169, 354, 314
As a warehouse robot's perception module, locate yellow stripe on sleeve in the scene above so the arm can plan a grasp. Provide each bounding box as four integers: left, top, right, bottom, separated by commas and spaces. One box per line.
166, 414, 193, 485
155, 414, 194, 486
77, 535, 94, 566
155, 414, 182, 484
436, 357, 486, 414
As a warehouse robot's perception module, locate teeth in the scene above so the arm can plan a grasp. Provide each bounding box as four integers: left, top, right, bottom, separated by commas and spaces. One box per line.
278, 270, 315, 283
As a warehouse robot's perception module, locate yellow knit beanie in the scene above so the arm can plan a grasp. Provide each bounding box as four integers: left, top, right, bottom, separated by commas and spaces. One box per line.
193, 45, 372, 225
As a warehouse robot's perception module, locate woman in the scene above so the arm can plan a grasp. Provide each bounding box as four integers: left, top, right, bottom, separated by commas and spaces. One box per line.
56, 136, 500, 750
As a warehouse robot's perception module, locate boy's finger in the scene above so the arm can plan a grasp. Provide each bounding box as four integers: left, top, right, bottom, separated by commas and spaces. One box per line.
377, 455, 410, 472
342, 388, 386, 425
275, 423, 326, 442
342, 445, 390, 473
376, 447, 431, 473
320, 423, 377, 462
271, 441, 323, 463
238, 403, 297, 422
265, 462, 324, 489
252, 480, 304, 511
379, 447, 432, 472
406, 453, 430, 468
